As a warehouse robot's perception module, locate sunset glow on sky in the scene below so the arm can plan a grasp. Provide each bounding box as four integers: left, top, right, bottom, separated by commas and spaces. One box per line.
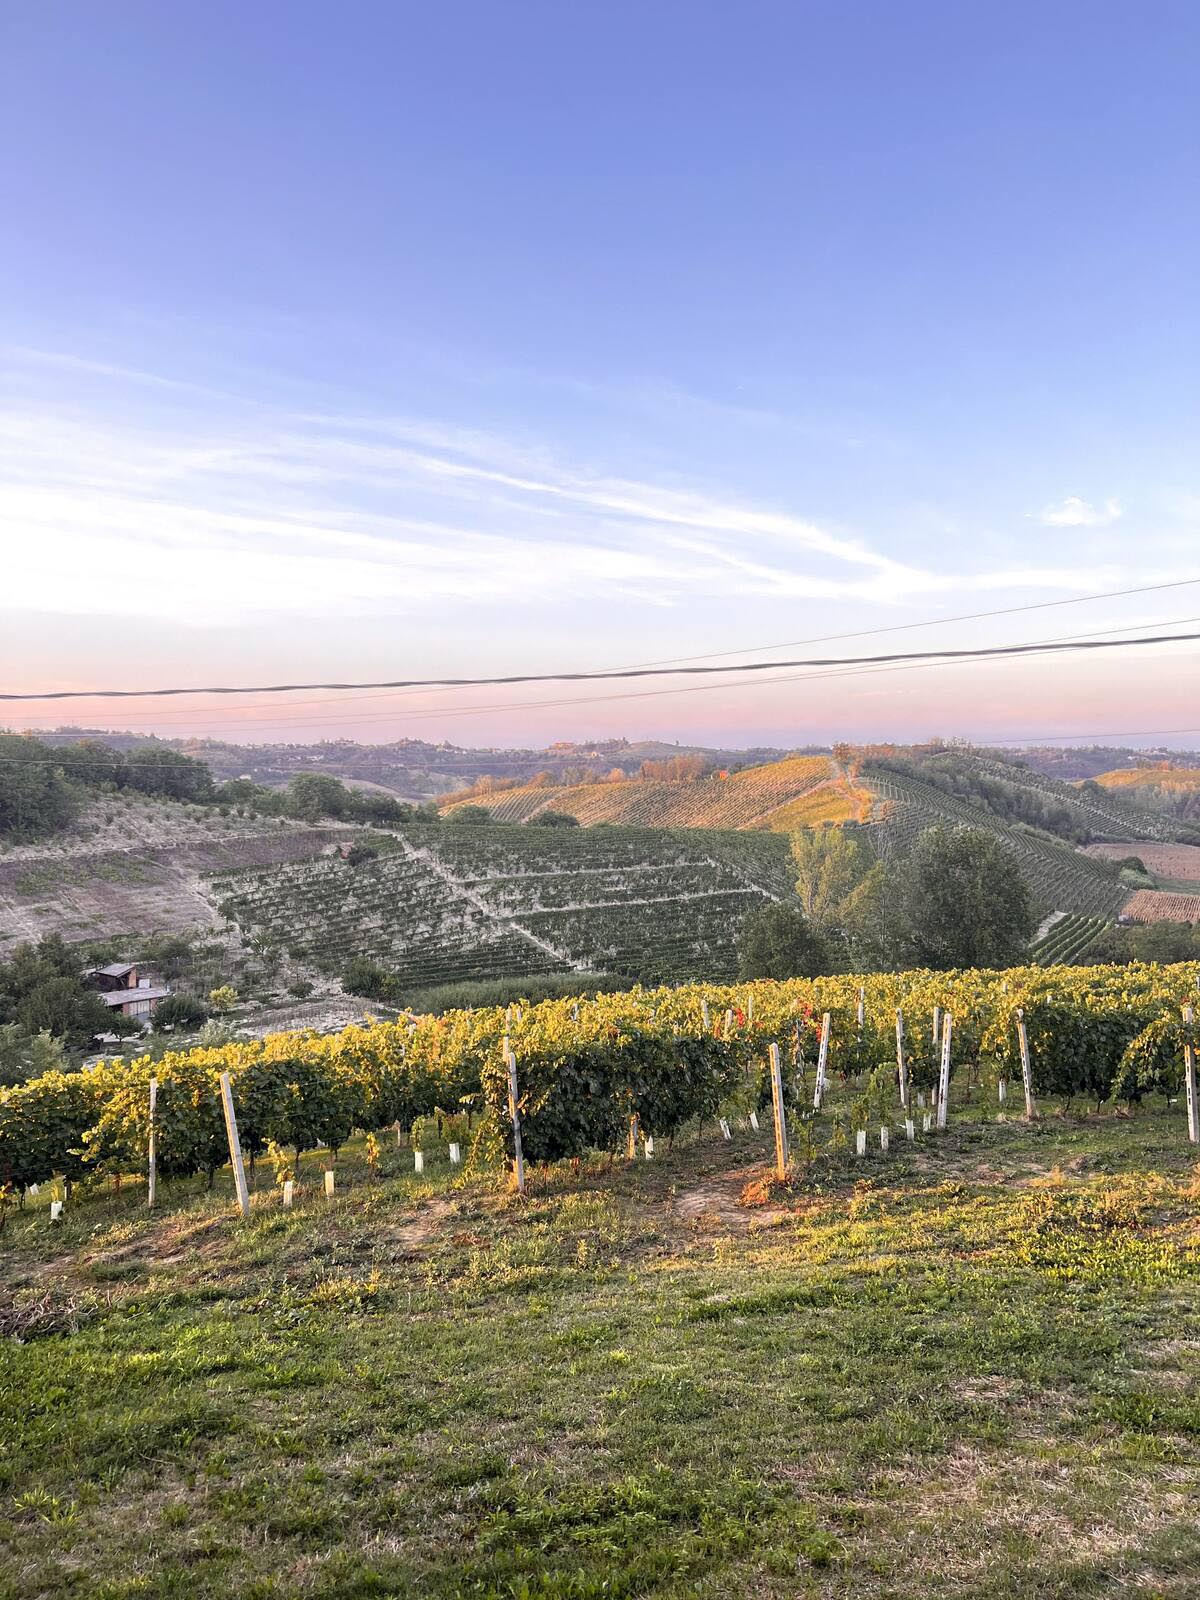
2, 2, 1198, 749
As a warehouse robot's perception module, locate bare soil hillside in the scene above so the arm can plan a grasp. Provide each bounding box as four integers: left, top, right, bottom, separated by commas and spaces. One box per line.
0, 795, 347, 947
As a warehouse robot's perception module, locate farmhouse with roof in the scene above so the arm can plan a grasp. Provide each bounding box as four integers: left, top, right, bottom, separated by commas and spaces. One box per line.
82, 961, 173, 1020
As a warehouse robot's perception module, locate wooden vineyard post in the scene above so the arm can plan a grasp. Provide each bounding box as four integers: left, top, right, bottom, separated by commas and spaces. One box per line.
701, 997, 710, 1031
627, 1114, 639, 1160
768, 1042, 788, 1179
935, 1013, 953, 1131
218, 1072, 251, 1218
895, 1009, 908, 1109
1183, 1005, 1198, 1145
813, 1012, 831, 1111
502, 1036, 526, 1195
1016, 1008, 1037, 1120
147, 1077, 158, 1210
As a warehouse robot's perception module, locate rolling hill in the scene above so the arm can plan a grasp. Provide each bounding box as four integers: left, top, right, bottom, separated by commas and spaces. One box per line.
9, 745, 1196, 1005
438, 747, 1191, 929
858, 768, 1130, 918
1088, 765, 1200, 823
442, 755, 872, 830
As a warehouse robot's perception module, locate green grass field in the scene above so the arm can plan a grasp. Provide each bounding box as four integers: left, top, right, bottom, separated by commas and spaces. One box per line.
3, 1104, 1200, 1598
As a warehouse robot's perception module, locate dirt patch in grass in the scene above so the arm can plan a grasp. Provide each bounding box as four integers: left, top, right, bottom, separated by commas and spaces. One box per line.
672, 1164, 795, 1234
380, 1194, 459, 1256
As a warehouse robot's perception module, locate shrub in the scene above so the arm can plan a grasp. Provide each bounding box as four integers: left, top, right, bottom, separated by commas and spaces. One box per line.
151, 993, 210, 1031
344, 843, 380, 867
447, 805, 493, 826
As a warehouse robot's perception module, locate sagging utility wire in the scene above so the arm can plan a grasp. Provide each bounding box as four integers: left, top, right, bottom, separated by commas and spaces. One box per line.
3, 628, 1199, 701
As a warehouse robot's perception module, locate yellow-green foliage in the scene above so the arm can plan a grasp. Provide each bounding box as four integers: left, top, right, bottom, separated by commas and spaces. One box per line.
2, 961, 1199, 1187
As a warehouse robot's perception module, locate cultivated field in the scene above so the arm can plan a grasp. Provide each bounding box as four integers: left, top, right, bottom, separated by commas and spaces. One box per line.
443, 755, 862, 830
1085, 842, 1200, 882
1124, 889, 1200, 924
0, 795, 348, 948
1092, 766, 1200, 793
210, 822, 795, 988
1089, 768, 1200, 823
6, 963, 1200, 1595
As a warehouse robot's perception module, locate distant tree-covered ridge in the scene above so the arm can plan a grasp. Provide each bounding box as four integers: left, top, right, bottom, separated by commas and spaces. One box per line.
0, 732, 444, 841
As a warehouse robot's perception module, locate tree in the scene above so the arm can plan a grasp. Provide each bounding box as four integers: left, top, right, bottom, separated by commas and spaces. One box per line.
900, 826, 1037, 970
14, 978, 116, 1049
528, 810, 580, 828
341, 958, 400, 1002
448, 805, 493, 826
791, 826, 877, 926
0, 1024, 66, 1088
286, 773, 350, 821
0, 734, 79, 840
737, 902, 831, 981
151, 993, 210, 1030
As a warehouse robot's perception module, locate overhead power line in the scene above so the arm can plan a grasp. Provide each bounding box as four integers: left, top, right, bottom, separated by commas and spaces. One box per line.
12, 609, 1198, 735
618, 574, 1200, 671
4, 627, 1199, 702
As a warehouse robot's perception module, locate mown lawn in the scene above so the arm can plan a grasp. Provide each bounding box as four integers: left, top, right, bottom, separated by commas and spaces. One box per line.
2, 1107, 1199, 1598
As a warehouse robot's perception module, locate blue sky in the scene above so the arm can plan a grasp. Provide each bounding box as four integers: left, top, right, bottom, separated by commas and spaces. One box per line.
2, 1, 1198, 747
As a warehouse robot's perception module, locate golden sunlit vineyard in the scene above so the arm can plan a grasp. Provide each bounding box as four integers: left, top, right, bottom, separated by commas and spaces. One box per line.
5, 960, 1198, 1199
1092, 766, 1200, 792
442, 755, 849, 829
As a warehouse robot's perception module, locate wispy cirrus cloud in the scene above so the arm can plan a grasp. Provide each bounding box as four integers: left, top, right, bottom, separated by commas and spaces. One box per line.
0, 349, 1149, 633
1034, 494, 1123, 527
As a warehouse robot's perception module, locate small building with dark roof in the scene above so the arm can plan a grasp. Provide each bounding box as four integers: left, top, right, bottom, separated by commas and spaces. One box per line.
98, 984, 173, 1020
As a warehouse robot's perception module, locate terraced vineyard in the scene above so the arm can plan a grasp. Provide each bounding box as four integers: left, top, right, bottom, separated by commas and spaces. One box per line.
961, 754, 1181, 841
861, 770, 1131, 917
1029, 913, 1108, 965
1123, 888, 1200, 924
1089, 765, 1200, 824
443, 755, 861, 830
208, 823, 794, 989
